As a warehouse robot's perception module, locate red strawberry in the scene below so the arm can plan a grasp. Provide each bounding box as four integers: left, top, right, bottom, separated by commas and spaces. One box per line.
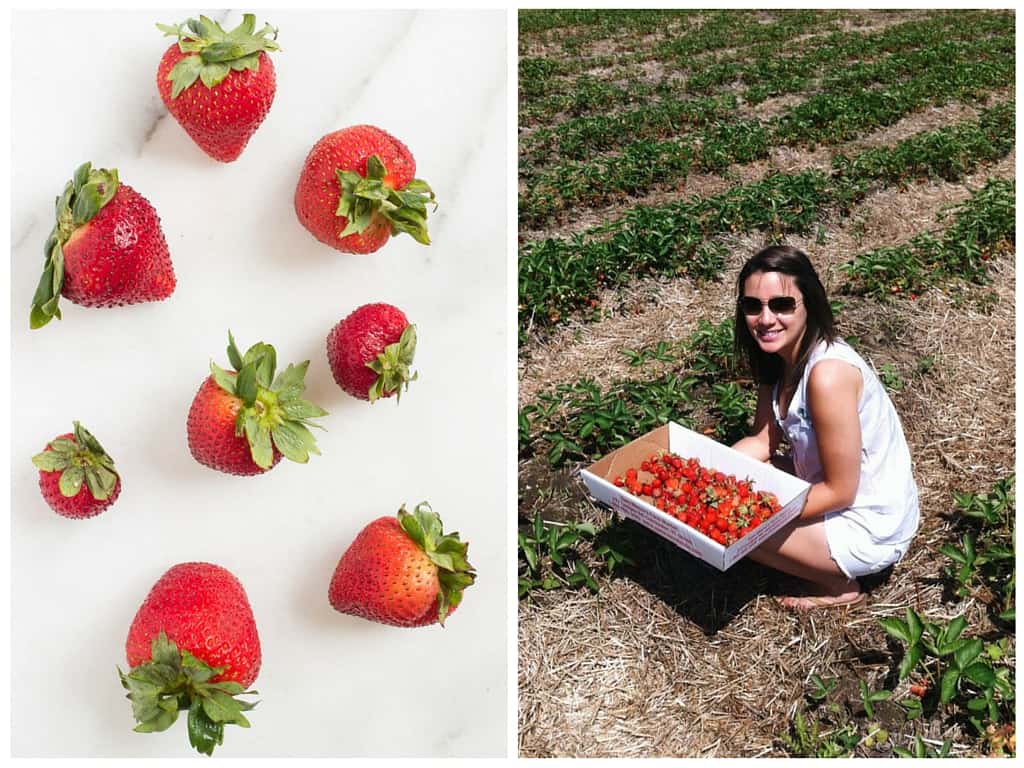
156, 14, 280, 162
30, 162, 175, 329
187, 331, 327, 475
31, 421, 121, 519
328, 503, 476, 627
326, 303, 417, 402
121, 562, 260, 756
294, 124, 436, 253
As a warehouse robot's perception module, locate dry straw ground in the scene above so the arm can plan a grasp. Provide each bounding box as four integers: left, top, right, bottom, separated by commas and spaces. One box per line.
518, 9, 1015, 758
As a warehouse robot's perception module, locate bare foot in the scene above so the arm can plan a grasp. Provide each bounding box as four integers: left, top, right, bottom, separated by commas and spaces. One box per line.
778, 579, 864, 611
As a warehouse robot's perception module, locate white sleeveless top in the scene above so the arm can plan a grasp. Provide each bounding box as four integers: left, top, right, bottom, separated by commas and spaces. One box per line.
772, 339, 920, 577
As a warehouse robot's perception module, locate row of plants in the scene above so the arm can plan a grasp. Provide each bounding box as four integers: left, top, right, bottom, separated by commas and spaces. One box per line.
521, 93, 738, 168
521, 23, 1011, 165
687, 11, 1012, 104
519, 55, 1011, 227
518, 8, 693, 38
841, 178, 1015, 299
519, 11, 1009, 127
519, 319, 754, 468
518, 10, 834, 101
520, 107, 1013, 336
780, 476, 1015, 757
773, 43, 1013, 147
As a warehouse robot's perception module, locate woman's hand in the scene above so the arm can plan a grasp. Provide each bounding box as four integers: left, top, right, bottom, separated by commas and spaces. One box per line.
731, 384, 774, 462
800, 359, 863, 519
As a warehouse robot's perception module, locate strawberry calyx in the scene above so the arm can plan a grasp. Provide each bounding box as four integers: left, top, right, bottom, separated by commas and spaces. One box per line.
118, 631, 258, 757
335, 154, 437, 245
31, 421, 119, 500
397, 502, 476, 626
30, 162, 119, 329
367, 324, 418, 403
209, 331, 328, 469
158, 13, 280, 98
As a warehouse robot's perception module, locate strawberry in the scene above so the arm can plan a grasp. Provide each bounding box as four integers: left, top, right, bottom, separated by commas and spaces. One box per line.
294, 124, 436, 253
30, 162, 176, 329
156, 14, 280, 162
187, 331, 328, 475
120, 562, 260, 756
31, 421, 121, 519
328, 502, 476, 627
326, 303, 417, 403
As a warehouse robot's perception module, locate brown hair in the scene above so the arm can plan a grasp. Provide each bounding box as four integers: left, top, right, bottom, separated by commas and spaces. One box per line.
733, 245, 836, 386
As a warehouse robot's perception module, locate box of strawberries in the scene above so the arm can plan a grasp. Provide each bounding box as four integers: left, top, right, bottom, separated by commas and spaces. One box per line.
580, 422, 810, 570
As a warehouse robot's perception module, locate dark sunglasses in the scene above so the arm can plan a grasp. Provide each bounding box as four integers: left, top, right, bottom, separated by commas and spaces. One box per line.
738, 296, 802, 316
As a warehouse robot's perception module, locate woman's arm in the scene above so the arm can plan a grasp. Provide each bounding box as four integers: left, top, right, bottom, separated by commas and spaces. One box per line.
731, 384, 774, 462
799, 359, 863, 519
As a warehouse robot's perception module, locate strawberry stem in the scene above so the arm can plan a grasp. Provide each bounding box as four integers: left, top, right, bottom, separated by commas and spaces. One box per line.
119, 632, 258, 757
209, 331, 328, 468
158, 14, 280, 98
334, 154, 437, 245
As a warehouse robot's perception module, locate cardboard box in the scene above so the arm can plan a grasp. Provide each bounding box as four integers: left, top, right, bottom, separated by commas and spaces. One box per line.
580, 422, 810, 571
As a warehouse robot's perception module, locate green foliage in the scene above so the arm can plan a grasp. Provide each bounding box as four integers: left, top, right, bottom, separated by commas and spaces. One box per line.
841, 178, 1015, 299
941, 476, 1015, 618
893, 736, 952, 758
879, 607, 1015, 734
518, 513, 600, 597
779, 709, 859, 758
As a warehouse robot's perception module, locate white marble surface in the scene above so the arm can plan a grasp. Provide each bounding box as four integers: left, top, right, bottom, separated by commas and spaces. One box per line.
10, 9, 508, 758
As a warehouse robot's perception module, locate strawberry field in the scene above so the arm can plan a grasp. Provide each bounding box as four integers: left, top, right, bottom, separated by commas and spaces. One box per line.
518, 10, 1015, 758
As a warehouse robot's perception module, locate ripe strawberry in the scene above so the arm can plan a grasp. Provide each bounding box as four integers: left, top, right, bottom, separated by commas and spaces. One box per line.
187, 331, 328, 475
326, 303, 417, 403
31, 421, 121, 519
30, 162, 175, 329
294, 124, 436, 253
156, 14, 280, 162
120, 562, 260, 756
328, 502, 476, 627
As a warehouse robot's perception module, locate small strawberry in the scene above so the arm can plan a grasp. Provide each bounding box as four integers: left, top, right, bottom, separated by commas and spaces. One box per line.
30, 162, 176, 329
187, 331, 328, 476
326, 303, 417, 403
156, 14, 280, 162
328, 502, 476, 627
120, 562, 260, 756
31, 421, 121, 519
294, 124, 436, 253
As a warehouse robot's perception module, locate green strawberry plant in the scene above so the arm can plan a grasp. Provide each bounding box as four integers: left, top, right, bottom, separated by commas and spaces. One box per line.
892, 736, 952, 758
519, 513, 600, 597
879, 607, 1014, 735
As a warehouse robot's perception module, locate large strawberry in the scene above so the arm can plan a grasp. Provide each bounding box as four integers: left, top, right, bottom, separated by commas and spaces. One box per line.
29, 162, 176, 329
328, 503, 476, 627
187, 332, 328, 476
31, 421, 121, 519
294, 125, 437, 253
156, 14, 280, 162
326, 303, 417, 403
120, 562, 260, 756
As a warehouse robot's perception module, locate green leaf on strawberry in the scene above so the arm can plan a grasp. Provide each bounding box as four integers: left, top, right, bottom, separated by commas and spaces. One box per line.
159, 13, 280, 98
397, 502, 476, 626
119, 631, 257, 757
31, 421, 119, 500
366, 323, 419, 403
334, 154, 437, 245
210, 332, 327, 469
31, 163, 120, 329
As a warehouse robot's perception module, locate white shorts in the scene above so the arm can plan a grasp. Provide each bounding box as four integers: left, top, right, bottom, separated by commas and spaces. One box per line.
823, 508, 918, 579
